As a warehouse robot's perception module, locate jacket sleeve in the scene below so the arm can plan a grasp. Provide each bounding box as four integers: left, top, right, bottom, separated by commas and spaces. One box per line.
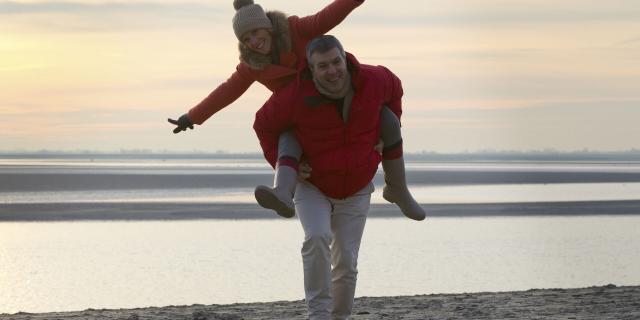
293, 0, 364, 39
381, 66, 403, 122
187, 64, 255, 125
253, 91, 295, 169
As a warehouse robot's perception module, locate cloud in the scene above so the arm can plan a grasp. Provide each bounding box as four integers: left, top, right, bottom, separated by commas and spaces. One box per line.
4, 1, 639, 34
345, 1, 640, 27
4, 1, 639, 25
0, 1, 224, 15
0, 1, 228, 32
616, 36, 640, 46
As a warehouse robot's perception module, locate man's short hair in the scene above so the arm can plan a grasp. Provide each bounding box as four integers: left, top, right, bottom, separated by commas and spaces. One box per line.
305, 35, 346, 63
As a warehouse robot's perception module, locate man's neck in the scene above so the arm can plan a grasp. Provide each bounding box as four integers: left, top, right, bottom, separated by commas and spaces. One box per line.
311, 74, 355, 123
313, 72, 353, 100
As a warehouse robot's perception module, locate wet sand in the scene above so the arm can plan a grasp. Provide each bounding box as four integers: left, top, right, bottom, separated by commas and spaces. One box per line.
1, 285, 638, 319
1, 200, 639, 221
3, 170, 640, 192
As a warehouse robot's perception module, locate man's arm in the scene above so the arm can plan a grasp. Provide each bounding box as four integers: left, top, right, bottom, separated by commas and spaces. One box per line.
253, 92, 295, 168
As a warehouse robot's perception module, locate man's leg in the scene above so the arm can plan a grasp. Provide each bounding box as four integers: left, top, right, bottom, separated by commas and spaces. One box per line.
295, 181, 334, 320
380, 106, 426, 221
254, 130, 302, 218
330, 183, 373, 320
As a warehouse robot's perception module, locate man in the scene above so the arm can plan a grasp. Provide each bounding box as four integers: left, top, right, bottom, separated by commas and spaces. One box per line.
253, 35, 407, 319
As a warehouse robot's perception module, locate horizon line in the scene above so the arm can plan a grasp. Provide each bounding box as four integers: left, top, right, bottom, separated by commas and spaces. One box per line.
1, 149, 640, 156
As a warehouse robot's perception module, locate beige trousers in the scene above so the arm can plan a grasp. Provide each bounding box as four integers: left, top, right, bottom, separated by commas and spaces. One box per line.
295, 181, 374, 320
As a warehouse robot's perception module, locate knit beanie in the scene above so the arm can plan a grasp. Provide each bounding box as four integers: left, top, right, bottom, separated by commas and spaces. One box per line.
232, 0, 273, 40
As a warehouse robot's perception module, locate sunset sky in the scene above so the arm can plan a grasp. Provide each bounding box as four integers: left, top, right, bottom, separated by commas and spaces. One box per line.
1, 0, 639, 153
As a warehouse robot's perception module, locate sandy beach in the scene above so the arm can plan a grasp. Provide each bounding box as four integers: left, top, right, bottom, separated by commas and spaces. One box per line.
1, 285, 638, 319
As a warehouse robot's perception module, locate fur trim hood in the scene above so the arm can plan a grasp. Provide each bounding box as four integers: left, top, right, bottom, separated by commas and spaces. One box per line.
238, 10, 292, 70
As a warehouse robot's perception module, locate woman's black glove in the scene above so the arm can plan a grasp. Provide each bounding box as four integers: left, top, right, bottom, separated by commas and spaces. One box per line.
168, 114, 194, 134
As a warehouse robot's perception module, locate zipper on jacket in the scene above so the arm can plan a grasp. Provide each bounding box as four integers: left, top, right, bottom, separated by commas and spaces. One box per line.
342, 118, 349, 199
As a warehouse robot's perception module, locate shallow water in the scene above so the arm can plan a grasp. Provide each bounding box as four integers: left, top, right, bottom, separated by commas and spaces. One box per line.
1, 216, 639, 314
2, 159, 640, 205
3, 158, 640, 174
2, 159, 640, 313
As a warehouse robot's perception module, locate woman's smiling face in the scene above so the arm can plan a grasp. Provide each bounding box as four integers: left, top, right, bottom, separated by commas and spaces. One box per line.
242, 28, 272, 55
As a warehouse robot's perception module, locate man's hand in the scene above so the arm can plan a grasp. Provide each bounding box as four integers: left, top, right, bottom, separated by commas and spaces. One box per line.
374, 138, 384, 155
298, 161, 312, 181
168, 114, 194, 134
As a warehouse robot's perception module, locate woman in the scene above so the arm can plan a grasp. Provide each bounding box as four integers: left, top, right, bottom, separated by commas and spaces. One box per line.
168, 0, 425, 220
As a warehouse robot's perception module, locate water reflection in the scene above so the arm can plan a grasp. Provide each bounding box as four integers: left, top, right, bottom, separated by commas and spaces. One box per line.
1, 216, 639, 313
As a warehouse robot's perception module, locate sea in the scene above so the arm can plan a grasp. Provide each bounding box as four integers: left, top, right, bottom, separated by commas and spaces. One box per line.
1, 155, 640, 314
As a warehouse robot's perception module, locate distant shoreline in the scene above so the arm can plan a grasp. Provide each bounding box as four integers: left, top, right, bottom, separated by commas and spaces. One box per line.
2, 150, 640, 162
1, 200, 639, 221
1, 285, 638, 319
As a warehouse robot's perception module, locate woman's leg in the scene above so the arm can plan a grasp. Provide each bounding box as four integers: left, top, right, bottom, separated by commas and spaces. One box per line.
254, 130, 302, 218
379, 106, 426, 221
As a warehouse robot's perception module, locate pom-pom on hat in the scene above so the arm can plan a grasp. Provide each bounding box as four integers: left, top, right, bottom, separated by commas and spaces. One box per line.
232, 0, 273, 40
